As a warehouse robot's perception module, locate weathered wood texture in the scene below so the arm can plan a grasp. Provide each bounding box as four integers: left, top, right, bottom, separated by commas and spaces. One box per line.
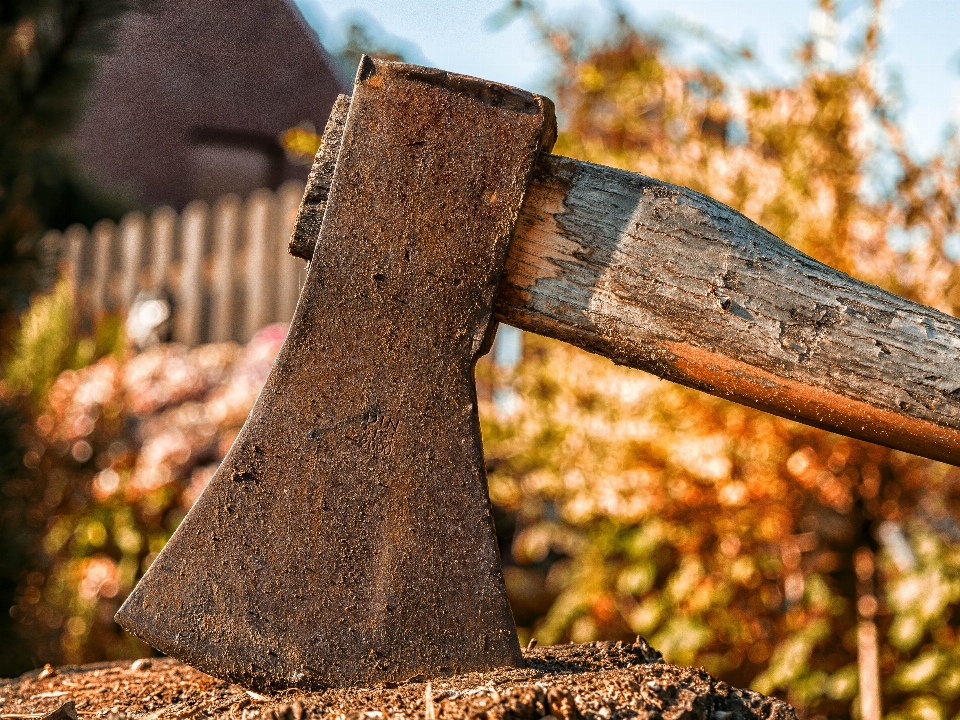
497, 155, 960, 465
288, 94, 350, 260
294, 117, 960, 465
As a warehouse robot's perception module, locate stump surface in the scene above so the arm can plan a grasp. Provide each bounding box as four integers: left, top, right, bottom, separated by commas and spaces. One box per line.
0, 642, 796, 720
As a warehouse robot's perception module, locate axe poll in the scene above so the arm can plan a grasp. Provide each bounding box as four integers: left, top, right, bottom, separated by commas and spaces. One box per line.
118, 57, 960, 690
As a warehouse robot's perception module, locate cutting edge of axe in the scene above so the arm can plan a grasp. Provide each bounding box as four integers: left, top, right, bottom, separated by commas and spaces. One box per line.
295, 90, 960, 467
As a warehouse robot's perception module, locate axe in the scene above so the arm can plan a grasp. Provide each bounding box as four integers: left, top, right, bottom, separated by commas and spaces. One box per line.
117, 58, 960, 690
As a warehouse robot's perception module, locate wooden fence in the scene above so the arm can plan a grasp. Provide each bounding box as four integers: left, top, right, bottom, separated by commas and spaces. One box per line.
44, 181, 308, 346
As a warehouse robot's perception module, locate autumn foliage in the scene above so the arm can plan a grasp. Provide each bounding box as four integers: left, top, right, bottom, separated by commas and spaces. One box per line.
4, 2, 960, 719
482, 2, 960, 717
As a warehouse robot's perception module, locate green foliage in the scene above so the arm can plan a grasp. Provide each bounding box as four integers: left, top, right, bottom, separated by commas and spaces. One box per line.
3, 276, 76, 402
4, 276, 124, 404
1, 1, 131, 670
2, 324, 288, 670
0, 400, 33, 679
0, 277, 128, 676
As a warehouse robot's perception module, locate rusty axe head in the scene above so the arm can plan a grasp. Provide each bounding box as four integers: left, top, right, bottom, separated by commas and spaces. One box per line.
116, 57, 556, 690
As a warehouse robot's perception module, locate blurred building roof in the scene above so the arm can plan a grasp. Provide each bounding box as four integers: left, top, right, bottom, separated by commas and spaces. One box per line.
72, 0, 347, 209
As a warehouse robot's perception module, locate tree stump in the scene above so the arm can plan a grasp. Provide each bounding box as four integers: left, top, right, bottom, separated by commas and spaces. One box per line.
0, 641, 796, 720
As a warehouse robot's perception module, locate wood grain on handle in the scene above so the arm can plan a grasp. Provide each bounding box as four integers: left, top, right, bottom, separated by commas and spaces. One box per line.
292, 100, 960, 465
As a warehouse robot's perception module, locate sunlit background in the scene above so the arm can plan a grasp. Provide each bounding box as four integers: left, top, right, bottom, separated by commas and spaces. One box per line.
297, 0, 960, 159
3, 2, 960, 719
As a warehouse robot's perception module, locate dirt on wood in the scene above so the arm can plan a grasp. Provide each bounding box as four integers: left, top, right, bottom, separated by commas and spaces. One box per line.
1, 641, 795, 720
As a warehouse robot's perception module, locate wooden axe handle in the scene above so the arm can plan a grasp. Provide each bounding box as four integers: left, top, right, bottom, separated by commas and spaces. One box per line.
499, 155, 960, 465
294, 96, 960, 466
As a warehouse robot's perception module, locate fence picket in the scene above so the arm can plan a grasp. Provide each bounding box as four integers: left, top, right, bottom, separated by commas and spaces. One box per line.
210, 195, 241, 343
243, 189, 274, 341
37, 230, 63, 290
175, 201, 208, 346
59, 184, 307, 347
276, 181, 303, 324
64, 225, 87, 284
91, 220, 114, 317
120, 212, 147, 308
150, 206, 176, 294
62, 225, 89, 325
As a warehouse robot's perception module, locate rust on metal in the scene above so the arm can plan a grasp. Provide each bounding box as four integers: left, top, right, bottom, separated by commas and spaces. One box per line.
116, 57, 556, 690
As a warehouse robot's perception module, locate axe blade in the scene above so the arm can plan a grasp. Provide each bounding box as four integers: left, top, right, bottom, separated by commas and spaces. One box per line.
116, 57, 556, 690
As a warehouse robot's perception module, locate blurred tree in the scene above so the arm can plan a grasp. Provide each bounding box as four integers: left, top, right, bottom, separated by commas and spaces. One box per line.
0, 278, 125, 676
481, 0, 960, 717
0, 0, 129, 324
0, 279, 291, 671
1, 0, 130, 677
331, 20, 407, 82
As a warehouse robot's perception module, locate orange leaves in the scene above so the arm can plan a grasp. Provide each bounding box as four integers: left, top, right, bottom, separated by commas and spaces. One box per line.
10, 324, 290, 665
480, 3, 960, 712
279, 125, 322, 163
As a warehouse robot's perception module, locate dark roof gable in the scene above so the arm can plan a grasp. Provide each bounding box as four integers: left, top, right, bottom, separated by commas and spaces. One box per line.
72, 0, 347, 208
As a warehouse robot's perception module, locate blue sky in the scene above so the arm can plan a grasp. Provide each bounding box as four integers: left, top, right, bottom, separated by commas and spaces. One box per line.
294, 0, 960, 160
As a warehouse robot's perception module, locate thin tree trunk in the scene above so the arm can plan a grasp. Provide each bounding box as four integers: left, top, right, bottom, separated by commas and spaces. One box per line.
855, 547, 881, 720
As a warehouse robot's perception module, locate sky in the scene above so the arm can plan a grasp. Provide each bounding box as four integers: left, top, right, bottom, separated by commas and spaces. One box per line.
293, 0, 960, 161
